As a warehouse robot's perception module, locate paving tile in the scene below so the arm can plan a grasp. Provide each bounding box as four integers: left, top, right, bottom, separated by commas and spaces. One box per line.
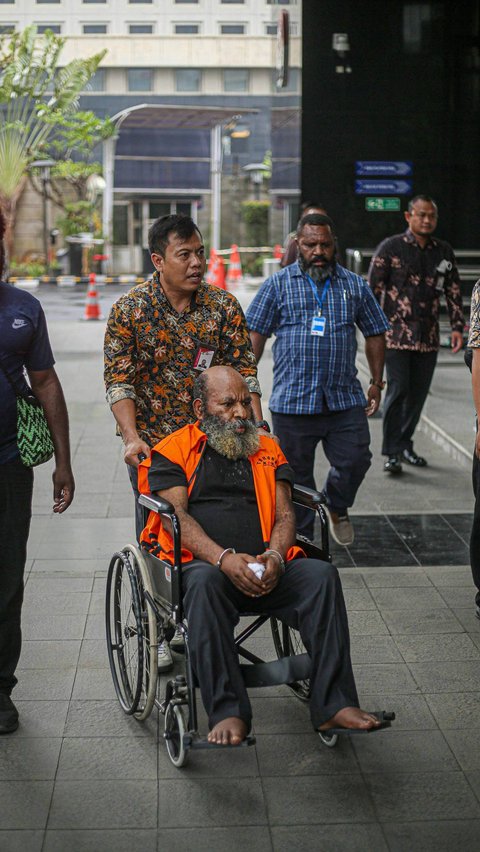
0, 738, 62, 780
22, 592, 91, 616
18, 641, 81, 670
425, 692, 480, 730
380, 608, 464, 634
346, 610, 389, 636
48, 780, 157, 829
437, 586, 478, 608
465, 770, 480, 804
0, 831, 44, 852
30, 559, 106, 575
43, 829, 157, 852
360, 568, 432, 588
84, 613, 108, 640
71, 669, 118, 700
393, 633, 480, 663
426, 567, 475, 587
442, 730, 480, 771
255, 732, 357, 776
262, 774, 375, 824
352, 663, 420, 694
364, 771, 480, 821
14, 670, 76, 701
352, 730, 458, 773
22, 614, 87, 641
64, 700, 157, 738
383, 820, 480, 852
343, 587, 377, 610
24, 576, 94, 594
77, 640, 110, 669
408, 660, 480, 692
157, 827, 272, 852
369, 586, 448, 610
157, 779, 267, 827
56, 737, 157, 780
350, 635, 403, 664
357, 693, 437, 730
249, 696, 312, 734
452, 608, 480, 632
158, 738, 259, 778
13, 701, 69, 738
335, 570, 367, 589
270, 824, 388, 852
0, 781, 53, 829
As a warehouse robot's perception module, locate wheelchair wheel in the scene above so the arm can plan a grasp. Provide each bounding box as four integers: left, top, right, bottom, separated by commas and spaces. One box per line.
270, 619, 311, 701
318, 731, 338, 748
106, 546, 157, 719
164, 703, 188, 768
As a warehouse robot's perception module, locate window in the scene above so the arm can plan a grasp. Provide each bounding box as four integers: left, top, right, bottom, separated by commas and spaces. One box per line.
129, 0, 153, 3
129, 23, 153, 33
175, 0, 198, 3
272, 66, 299, 92
0, 1, 15, 4
87, 68, 106, 91
113, 205, 128, 246
37, 24, 62, 33
220, 24, 245, 34
175, 68, 201, 92
0, 24, 15, 32
265, 23, 277, 35
221, 0, 245, 3
36, 1, 61, 4
267, 0, 294, 4
83, 23, 108, 33
127, 67, 153, 91
82, 0, 107, 4
174, 24, 199, 34
223, 68, 249, 92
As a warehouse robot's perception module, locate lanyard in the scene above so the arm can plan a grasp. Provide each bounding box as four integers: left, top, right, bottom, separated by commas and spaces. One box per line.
305, 275, 331, 316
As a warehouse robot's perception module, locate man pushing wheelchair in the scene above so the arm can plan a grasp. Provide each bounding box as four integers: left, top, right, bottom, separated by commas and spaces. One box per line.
137, 366, 392, 746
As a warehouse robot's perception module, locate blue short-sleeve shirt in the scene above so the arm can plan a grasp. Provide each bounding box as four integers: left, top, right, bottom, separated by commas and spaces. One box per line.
0, 282, 55, 463
246, 261, 390, 415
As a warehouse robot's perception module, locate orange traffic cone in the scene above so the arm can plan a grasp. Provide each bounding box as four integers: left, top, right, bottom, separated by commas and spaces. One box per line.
273, 244, 283, 260
83, 273, 104, 321
212, 256, 227, 290
205, 248, 217, 284
226, 244, 242, 286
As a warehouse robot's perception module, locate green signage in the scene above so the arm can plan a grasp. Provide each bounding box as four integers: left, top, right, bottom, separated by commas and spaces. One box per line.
365, 197, 401, 212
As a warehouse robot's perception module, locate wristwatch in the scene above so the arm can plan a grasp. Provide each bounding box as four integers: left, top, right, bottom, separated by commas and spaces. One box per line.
255, 420, 271, 432
369, 378, 386, 390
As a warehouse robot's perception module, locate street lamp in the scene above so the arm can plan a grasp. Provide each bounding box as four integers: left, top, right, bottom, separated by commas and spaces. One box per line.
243, 163, 270, 200
30, 159, 56, 278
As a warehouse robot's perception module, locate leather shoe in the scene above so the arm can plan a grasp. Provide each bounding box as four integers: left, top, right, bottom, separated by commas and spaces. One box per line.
0, 693, 19, 734
384, 455, 403, 474
402, 449, 427, 467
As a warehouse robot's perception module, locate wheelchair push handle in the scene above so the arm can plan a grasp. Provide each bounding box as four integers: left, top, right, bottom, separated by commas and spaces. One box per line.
292, 484, 323, 510
139, 493, 176, 516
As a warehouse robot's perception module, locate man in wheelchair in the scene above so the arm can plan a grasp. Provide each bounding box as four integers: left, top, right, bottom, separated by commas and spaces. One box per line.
138, 366, 383, 745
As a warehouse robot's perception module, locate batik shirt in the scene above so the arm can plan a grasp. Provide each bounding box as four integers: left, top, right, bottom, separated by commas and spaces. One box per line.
368, 229, 464, 352
468, 280, 480, 348
104, 273, 260, 446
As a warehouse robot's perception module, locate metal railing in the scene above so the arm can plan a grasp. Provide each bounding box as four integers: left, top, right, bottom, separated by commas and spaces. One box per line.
345, 247, 480, 288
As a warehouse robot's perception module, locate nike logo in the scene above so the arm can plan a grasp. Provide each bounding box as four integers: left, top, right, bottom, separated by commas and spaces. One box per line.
12, 319, 27, 329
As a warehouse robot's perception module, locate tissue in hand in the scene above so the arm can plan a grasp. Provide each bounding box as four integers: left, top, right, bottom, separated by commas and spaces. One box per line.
248, 562, 265, 579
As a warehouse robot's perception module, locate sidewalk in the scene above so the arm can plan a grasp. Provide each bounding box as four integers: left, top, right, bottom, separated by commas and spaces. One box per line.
1, 284, 480, 852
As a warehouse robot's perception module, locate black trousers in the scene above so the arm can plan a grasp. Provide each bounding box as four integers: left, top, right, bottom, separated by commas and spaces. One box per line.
382, 349, 438, 456
0, 457, 33, 695
271, 408, 371, 539
470, 449, 480, 604
127, 464, 149, 543
182, 557, 359, 731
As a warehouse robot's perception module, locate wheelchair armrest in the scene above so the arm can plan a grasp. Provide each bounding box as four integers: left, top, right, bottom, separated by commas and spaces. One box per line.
139, 493, 176, 516
292, 484, 323, 510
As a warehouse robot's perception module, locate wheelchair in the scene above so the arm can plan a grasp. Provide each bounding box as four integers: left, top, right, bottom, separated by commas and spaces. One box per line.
105, 485, 388, 767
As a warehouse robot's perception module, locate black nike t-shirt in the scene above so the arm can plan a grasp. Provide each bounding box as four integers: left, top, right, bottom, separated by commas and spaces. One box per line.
148, 443, 294, 555
0, 282, 55, 463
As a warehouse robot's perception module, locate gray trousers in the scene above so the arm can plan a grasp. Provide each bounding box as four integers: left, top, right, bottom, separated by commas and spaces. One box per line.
182, 557, 359, 730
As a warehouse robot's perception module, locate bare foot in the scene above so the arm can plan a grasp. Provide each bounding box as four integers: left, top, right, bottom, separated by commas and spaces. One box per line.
208, 717, 247, 746
319, 706, 381, 732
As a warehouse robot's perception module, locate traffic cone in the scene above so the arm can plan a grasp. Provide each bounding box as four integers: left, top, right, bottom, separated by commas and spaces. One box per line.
226, 244, 242, 286
83, 273, 104, 321
273, 244, 283, 260
205, 248, 217, 284
212, 256, 227, 290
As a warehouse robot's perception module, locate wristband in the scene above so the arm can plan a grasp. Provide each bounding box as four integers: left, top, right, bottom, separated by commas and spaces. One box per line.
255, 420, 271, 433
264, 549, 286, 573
215, 547, 236, 569
369, 378, 386, 390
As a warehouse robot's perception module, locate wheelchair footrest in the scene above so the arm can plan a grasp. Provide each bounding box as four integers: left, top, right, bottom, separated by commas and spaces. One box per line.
240, 654, 311, 688
183, 732, 256, 750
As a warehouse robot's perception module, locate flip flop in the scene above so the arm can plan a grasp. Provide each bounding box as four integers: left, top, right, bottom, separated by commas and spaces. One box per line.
318, 711, 395, 747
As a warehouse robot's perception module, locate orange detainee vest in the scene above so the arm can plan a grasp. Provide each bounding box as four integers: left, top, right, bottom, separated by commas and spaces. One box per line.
138, 422, 305, 565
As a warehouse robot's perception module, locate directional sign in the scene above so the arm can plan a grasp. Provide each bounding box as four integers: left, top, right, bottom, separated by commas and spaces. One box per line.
365, 197, 401, 212
355, 180, 412, 195
356, 161, 412, 177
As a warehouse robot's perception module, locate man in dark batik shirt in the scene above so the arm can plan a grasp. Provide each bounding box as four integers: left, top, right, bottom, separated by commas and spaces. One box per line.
368, 194, 464, 474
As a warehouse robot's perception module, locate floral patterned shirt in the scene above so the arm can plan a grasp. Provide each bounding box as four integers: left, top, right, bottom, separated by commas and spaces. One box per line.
104, 273, 261, 446
368, 229, 464, 352
468, 280, 480, 348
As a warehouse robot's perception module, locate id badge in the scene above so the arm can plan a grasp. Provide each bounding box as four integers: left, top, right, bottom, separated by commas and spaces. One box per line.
193, 345, 216, 371
311, 315, 326, 336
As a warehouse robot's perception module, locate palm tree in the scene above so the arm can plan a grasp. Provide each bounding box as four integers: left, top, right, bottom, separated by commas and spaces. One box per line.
0, 25, 106, 260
